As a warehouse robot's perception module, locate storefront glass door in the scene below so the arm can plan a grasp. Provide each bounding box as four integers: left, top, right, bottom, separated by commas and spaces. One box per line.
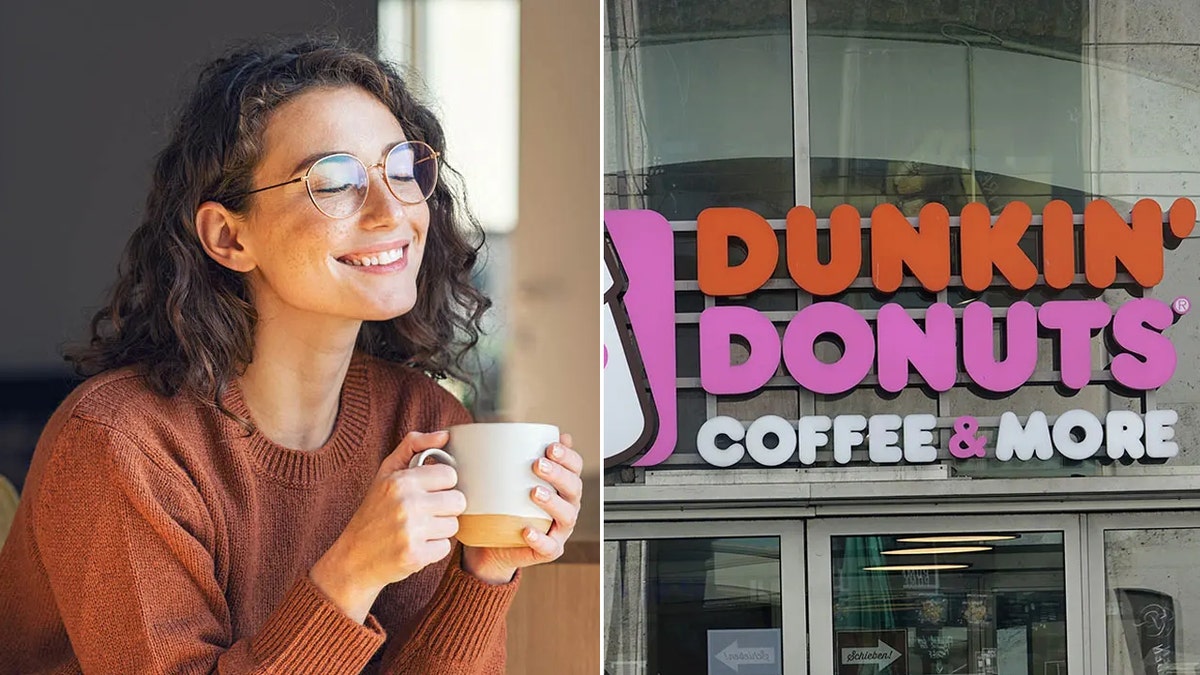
604, 520, 807, 675
808, 516, 1085, 675
1087, 512, 1200, 674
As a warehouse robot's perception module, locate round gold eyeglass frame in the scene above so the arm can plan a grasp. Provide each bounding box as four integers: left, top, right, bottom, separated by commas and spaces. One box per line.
229, 140, 440, 219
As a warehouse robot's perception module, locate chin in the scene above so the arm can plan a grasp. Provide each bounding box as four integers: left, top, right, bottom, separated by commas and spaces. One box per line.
359, 299, 417, 322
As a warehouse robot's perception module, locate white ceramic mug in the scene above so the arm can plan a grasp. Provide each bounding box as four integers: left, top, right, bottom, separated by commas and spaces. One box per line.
408, 422, 558, 548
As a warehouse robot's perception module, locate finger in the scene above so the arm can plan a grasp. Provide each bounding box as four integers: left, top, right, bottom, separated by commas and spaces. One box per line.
559, 433, 574, 449
422, 538, 454, 565
522, 527, 563, 560
380, 430, 450, 474
408, 464, 459, 492
532, 487, 578, 533
427, 515, 460, 540
425, 488, 467, 516
545, 441, 584, 476
534, 458, 583, 506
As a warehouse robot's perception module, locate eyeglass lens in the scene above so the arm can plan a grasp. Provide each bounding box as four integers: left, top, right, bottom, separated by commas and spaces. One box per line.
305, 141, 438, 218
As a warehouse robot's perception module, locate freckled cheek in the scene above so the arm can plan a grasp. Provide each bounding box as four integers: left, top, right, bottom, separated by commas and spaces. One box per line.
281, 229, 336, 269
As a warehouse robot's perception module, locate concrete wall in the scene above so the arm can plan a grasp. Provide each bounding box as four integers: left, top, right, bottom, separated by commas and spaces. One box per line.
1095, 0, 1200, 473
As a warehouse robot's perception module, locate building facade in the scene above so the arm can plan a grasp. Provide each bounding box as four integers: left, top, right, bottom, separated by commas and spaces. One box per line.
602, 1, 1200, 673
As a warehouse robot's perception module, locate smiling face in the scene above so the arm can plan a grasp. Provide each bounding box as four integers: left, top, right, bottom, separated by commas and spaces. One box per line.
232, 85, 430, 324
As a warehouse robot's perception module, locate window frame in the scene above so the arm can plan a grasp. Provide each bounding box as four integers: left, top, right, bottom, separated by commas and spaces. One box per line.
605, 520, 808, 675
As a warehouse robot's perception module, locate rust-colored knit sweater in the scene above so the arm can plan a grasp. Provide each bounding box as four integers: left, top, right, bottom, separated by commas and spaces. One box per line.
0, 351, 517, 674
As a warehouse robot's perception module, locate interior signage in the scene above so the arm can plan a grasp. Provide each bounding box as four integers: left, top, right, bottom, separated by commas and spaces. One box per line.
603, 199, 1196, 469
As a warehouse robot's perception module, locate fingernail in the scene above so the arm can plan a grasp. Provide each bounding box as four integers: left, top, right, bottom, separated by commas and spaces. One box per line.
534, 486, 551, 502
550, 444, 564, 459
538, 458, 553, 474
525, 528, 540, 542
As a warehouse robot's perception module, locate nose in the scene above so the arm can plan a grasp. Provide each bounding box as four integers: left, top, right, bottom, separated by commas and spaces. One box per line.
357, 163, 423, 231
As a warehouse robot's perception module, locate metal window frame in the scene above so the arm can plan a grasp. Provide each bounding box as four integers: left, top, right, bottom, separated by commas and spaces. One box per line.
605, 520, 809, 675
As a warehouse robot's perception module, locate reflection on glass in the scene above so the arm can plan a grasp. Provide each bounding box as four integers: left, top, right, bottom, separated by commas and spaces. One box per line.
833, 532, 1066, 674
1105, 528, 1200, 674
807, 0, 1089, 218
604, 537, 782, 675
604, 0, 794, 219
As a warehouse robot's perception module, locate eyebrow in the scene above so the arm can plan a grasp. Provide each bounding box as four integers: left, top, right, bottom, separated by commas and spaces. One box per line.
286, 140, 409, 177
288, 151, 339, 177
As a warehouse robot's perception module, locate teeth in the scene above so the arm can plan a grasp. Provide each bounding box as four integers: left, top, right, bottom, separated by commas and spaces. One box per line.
340, 247, 405, 267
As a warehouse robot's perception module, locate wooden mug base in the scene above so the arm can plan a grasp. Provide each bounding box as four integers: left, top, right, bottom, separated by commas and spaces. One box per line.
457, 514, 553, 548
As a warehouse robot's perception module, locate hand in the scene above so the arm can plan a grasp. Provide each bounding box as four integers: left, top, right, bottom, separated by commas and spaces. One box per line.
310, 431, 466, 622
461, 433, 584, 584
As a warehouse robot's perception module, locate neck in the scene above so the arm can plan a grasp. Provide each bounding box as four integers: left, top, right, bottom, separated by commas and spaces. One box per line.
237, 304, 363, 451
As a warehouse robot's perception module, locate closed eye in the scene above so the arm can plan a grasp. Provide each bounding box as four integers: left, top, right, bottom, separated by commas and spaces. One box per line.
313, 182, 356, 194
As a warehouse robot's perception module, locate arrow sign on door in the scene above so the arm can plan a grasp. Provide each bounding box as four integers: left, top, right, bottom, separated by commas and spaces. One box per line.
716, 641, 777, 672
707, 629, 783, 675
841, 640, 901, 669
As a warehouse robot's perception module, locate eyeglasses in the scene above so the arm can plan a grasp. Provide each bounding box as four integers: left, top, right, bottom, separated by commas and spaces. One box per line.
232, 140, 440, 219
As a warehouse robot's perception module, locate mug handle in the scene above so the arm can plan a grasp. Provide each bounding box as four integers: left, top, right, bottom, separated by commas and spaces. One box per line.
409, 448, 457, 469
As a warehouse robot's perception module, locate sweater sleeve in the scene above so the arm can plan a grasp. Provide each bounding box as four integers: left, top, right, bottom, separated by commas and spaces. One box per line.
31, 415, 385, 675
374, 545, 519, 674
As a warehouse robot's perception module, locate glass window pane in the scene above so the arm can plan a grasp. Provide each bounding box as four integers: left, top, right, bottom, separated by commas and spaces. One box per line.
676, 389, 708, 458
605, 0, 795, 219
807, 0, 1089, 217
675, 233, 698, 281
677, 325, 701, 378
832, 531, 1067, 674
604, 537, 783, 675
1104, 528, 1200, 674
676, 291, 706, 313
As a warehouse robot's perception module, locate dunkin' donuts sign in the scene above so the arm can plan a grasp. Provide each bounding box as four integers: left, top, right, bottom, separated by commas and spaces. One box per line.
603, 199, 1197, 469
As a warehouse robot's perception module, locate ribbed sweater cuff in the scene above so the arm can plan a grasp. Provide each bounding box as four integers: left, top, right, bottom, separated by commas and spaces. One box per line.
401, 551, 521, 664
250, 575, 386, 674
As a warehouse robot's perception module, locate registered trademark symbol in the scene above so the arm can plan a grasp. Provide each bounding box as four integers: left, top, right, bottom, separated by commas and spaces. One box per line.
1173, 297, 1191, 315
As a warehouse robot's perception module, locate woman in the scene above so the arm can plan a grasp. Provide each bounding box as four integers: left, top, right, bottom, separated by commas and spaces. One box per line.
0, 39, 584, 674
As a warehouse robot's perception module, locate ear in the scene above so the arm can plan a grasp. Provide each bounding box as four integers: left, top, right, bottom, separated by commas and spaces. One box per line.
195, 201, 256, 273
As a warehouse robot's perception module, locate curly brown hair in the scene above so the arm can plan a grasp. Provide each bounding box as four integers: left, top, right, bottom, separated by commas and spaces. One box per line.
66, 37, 491, 415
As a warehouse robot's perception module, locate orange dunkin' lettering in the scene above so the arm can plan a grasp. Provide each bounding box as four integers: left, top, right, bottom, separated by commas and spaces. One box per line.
697, 207, 778, 296
1168, 196, 1197, 239
960, 201, 1038, 292
1085, 199, 1166, 288
786, 204, 861, 296
870, 202, 951, 293
695, 198, 1193, 296
1041, 200, 1076, 290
